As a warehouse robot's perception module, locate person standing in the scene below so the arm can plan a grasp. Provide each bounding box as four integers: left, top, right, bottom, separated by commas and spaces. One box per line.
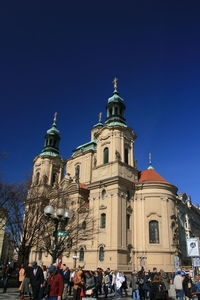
46, 265, 64, 300
115, 271, 125, 297
182, 273, 193, 299
131, 272, 140, 300
2, 264, 11, 293
69, 268, 75, 296
29, 261, 44, 300
173, 271, 184, 300
73, 268, 84, 300
62, 265, 70, 300
19, 264, 25, 298
102, 271, 111, 298
149, 274, 166, 300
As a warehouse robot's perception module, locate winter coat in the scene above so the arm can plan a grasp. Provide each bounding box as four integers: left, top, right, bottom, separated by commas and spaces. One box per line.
150, 280, 166, 300
131, 275, 139, 291
85, 276, 95, 289
183, 276, 193, 298
173, 274, 183, 290
47, 273, 64, 297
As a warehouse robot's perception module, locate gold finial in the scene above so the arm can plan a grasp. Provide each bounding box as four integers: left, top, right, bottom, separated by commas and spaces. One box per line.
113, 77, 118, 90
53, 112, 57, 123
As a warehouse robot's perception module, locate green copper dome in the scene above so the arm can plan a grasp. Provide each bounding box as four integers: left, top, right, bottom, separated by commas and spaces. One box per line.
40, 113, 61, 157
105, 87, 126, 126
107, 89, 124, 104
47, 122, 60, 135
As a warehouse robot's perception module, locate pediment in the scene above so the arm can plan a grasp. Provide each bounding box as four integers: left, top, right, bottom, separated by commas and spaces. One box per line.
99, 205, 107, 210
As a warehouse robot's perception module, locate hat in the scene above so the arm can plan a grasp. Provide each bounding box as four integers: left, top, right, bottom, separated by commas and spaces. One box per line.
31, 261, 37, 267
48, 265, 56, 273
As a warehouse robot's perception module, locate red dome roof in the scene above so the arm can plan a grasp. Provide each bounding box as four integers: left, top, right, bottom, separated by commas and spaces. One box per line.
138, 169, 171, 184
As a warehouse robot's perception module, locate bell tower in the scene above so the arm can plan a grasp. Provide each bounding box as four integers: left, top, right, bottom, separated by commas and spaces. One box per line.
31, 113, 64, 188
91, 79, 137, 182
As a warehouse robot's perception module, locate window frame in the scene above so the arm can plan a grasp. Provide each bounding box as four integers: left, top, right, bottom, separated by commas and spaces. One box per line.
100, 213, 106, 228
149, 220, 160, 244
103, 147, 109, 164
79, 247, 84, 261
99, 247, 104, 261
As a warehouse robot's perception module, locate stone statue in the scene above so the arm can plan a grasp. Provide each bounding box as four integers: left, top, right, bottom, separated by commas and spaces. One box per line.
115, 150, 121, 161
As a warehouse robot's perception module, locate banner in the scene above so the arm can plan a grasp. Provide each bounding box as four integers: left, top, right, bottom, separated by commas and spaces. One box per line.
187, 238, 200, 257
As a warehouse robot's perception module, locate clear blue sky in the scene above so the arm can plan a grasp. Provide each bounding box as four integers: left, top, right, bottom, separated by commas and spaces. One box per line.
0, 1, 200, 204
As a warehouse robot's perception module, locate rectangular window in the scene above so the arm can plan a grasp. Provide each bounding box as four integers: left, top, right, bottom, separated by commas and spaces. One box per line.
127, 215, 130, 229
124, 148, 129, 164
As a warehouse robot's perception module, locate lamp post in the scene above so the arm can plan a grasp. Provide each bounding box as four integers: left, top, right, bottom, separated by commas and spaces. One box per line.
44, 205, 73, 263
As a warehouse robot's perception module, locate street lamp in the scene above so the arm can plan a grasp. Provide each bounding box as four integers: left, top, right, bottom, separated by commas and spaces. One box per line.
44, 205, 73, 263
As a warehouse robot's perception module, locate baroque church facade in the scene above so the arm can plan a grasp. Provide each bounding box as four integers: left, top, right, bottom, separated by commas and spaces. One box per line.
29, 82, 200, 272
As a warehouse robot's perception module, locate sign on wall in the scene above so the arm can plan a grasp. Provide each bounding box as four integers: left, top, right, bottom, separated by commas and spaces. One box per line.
192, 257, 200, 267
187, 238, 200, 257
174, 256, 180, 269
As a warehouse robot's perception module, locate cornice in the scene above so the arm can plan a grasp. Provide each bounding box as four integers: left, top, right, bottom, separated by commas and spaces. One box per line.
136, 181, 178, 194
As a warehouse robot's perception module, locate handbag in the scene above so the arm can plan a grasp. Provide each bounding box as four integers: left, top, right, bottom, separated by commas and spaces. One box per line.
85, 289, 93, 295
80, 288, 85, 297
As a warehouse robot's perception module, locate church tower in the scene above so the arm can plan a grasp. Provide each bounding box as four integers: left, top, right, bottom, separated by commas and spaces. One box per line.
31, 113, 64, 189
85, 79, 138, 270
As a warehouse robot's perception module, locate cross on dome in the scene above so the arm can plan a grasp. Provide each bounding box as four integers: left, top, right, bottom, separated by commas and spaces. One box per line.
113, 77, 118, 90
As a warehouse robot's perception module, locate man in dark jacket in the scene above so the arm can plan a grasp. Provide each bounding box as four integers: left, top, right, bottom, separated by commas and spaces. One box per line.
62, 264, 70, 300
29, 261, 44, 300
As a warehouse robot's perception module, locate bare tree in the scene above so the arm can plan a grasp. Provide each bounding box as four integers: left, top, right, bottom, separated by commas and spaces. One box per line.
0, 178, 98, 265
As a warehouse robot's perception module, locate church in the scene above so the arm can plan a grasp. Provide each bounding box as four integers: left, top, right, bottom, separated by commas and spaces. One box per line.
29, 80, 200, 272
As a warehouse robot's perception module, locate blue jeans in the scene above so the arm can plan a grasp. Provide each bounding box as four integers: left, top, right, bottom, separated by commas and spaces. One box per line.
176, 289, 184, 300
133, 289, 140, 300
115, 286, 121, 297
46, 297, 58, 300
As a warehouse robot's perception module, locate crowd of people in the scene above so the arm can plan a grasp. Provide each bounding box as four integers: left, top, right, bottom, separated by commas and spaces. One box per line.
2, 262, 200, 300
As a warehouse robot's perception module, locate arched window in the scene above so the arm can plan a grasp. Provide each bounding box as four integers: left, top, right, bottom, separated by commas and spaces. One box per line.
100, 213, 106, 228
115, 107, 118, 115
124, 147, 129, 164
75, 165, 80, 182
35, 172, 40, 185
79, 247, 84, 261
51, 173, 57, 186
127, 214, 130, 229
102, 189, 106, 200
103, 148, 109, 164
109, 108, 112, 116
149, 220, 159, 243
99, 247, 104, 261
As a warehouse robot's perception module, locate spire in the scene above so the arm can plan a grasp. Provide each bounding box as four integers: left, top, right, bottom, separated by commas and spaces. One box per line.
53, 112, 57, 125
105, 78, 126, 127
40, 113, 61, 157
148, 153, 154, 170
